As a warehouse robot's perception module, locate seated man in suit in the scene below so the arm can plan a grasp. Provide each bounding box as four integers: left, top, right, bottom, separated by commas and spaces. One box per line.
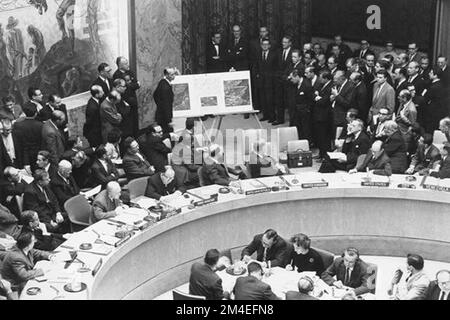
36, 150, 58, 180
145, 166, 186, 201
122, 137, 155, 181
426, 269, 450, 300
248, 140, 286, 178
379, 121, 408, 174
0, 203, 22, 239
23, 170, 69, 234
319, 119, 371, 173
406, 133, 441, 175
233, 262, 280, 300
349, 140, 392, 176
241, 229, 291, 268
1, 231, 54, 293
92, 181, 128, 224
138, 125, 172, 173
430, 143, 450, 179
88, 146, 119, 189
388, 254, 430, 300
202, 144, 245, 187
189, 249, 230, 300
286, 233, 325, 275
286, 276, 319, 300
321, 247, 371, 296
2, 166, 28, 219
50, 160, 80, 208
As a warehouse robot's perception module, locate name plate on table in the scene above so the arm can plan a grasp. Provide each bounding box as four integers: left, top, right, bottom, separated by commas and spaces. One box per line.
245, 187, 272, 196
302, 182, 329, 189
194, 195, 219, 207
423, 184, 450, 192
361, 182, 390, 187
397, 184, 417, 189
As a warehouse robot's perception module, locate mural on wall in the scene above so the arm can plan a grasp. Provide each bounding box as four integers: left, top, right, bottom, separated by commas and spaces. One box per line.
0, 0, 127, 104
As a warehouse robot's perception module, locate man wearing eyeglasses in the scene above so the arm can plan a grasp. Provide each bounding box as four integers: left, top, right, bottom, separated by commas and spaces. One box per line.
407, 43, 423, 64
426, 270, 450, 300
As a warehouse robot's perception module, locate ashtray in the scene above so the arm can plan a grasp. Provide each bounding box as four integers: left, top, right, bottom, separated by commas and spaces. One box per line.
291, 179, 299, 185
26, 287, 41, 296
79, 243, 93, 251
271, 186, 280, 192
226, 267, 246, 276
219, 187, 231, 194
77, 267, 91, 273
64, 283, 87, 293
149, 205, 163, 213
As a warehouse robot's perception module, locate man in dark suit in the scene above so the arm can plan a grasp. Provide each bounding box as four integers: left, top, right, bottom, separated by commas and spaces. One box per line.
380, 121, 408, 174
0, 119, 19, 171
100, 91, 123, 144
350, 140, 393, 176
227, 25, 249, 71
286, 50, 305, 126
138, 125, 171, 173
437, 56, 450, 88
331, 71, 356, 139
189, 249, 229, 300
145, 166, 186, 200
41, 111, 67, 165
22, 87, 44, 121
286, 277, 319, 300
393, 67, 409, 114
36, 95, 68, 125
326, 35, 353, 62
255, 39, 277, 123
233, 262, 280, 300
36, 151, 58, 180
354, 40, 375, 60
112, 78, 133, 139
321, 247, 371, 296
329, 44, 347, 70
12, 103, 43, 172
122, 137, 154, 181
424, 68, 448, 134
313, 70, 334, 159
241, 229, 292, 268
206, 32, 227, 73
23, 170, 69, 233
426, 270, 450, 300
430, 142, 450, 179
91, 181, 124, 224
407, 133, 441, 175
407, 62, 427, 96
154, 69, 176, 134
84, 85, 104, 148
407, 43, 423, 64
92, 63, 114, 100
50, 160, 80, 208
88, 146, 119, 189
289, 69, 313, 142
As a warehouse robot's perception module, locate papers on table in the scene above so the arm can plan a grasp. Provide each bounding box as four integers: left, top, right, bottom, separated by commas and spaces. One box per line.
132, 196, 157, 209
81, 185, 102, 199
53, 251, 74, 263
327, 152, 346, 160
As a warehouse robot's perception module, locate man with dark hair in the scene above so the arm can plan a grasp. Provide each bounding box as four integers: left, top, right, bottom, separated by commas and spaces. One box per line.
233, 262, 279, 300
426, 270, 450, 300
430, 143, 450, 179
396, 89, 417, 148
100, 90, 123, 144
286, 234, 324, 275
41, 110, 67, 164
92, 63, 113, 98
36, 150, 58, 179
286, 276, 319, 300
23, 87, 44, 116
424, 67, 447, 133
322, 247, 371, 296
368, 70, 396, 122
241, 229, 291, 268
88, 145, 119, 189
189, 249, 229, 300
154, 68, 176, 133
138, 124, 172, 173
0, 96, 23, 122
113, 78, 133, 139
389, 253, 429, 300
20, 210, 64, 251
1, 231, 53, 292
145, 166, 186, 200
84, 85, 104, 148
289, 69, 313, 142
206, 31, 226, 73
326, 35, 353, 62
407, 43, 423, 64
23, 169, 69, 233
36, 94, 68, 123
354, 40, 375, 60
331, 70, 356, 139
406, 133, 441, 175
350, 72, 370, 124
393, 67, 409, 113
122, 137, 154, 181
407, 61, 427, 96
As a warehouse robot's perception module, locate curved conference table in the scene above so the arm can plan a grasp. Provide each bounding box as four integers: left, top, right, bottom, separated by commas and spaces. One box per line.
20, 172, 450, 300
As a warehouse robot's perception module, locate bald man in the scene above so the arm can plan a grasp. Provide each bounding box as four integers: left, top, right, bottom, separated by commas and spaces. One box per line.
50, 160, 80, 208
286, 277, 319, 300
41, 111, 67, 164
350, 140, 392, 176
144, 166, 186, 201
92, 181, 128, 224
154, 68, 177, 133
407, 61, 427, 96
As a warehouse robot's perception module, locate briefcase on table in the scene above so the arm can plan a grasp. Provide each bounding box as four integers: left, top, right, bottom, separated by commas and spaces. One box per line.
287, 150, 313, 168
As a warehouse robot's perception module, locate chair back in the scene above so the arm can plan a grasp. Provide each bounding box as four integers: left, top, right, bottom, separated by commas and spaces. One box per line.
313, 247, 335, 270
64, 195, 92, 227
198, 167, 206, 187
128, 177, 149, 200
366, 262, 378, 294
288, 140, 310, 152
277, 127, 299, 153
173, 289, 206, 301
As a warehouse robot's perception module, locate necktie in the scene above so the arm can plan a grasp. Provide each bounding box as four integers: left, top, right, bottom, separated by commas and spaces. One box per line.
440, 291, 446, 300
235, 38, 239, 46
42, 188, 50, 203
263, 248, 268, 262
344, 268, 351, 285
105, 79, 110, 91
215, 45, 219, 56
375, 85, 382, 100
283, 50, 287, 61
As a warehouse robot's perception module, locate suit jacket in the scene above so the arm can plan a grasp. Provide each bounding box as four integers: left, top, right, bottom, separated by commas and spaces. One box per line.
295, 78, 314, 111
430, 156, 450, 179
356, 150, 393, 176
233, 276, 279, 300
23, 182, 61, 225
100, 99, 122, 144
342, 131, 371, 169
84, 98, 103, 148
92, 189, 121, 224
50, 173, 80, 208
145, 173, 186, 200
36, 104, 68, 123
313, 80, 333, 123
12, 118, 43, 168
425, 280, 450, 300
189, 262, 225, 300
384, 131, 408, 174
276, 47, 293, 79
0, 136, 15, 175
424, 80, 448, 125
122, 152, 154, 181
138, 134, 171, 173
370, 82, 396, 118
408, 74, 427, 96
395, 271, 430, 300
410, 144, 441, 172
255, 50, 278, 86
354, 49, 375, 60
154, 79, 174, 128
1, 247, 50, 290
333, 80, 356, 126
285, 291, 319, 300
0, 204, 21, 239
41, 120, 66, 164
92, 77, 113, 99
241, 234, 292, 268
321, 257, 371, 296
396, 100, 417, 135
201, 162, 231, 187
227, 37, 249, 71
206, 42, 227, 73
353, 82, 370, 123
88, 159, 119, 189
395, 79, 410, 112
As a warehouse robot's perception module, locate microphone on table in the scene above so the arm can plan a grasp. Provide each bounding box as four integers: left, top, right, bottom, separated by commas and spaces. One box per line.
392, 269, 403, 285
